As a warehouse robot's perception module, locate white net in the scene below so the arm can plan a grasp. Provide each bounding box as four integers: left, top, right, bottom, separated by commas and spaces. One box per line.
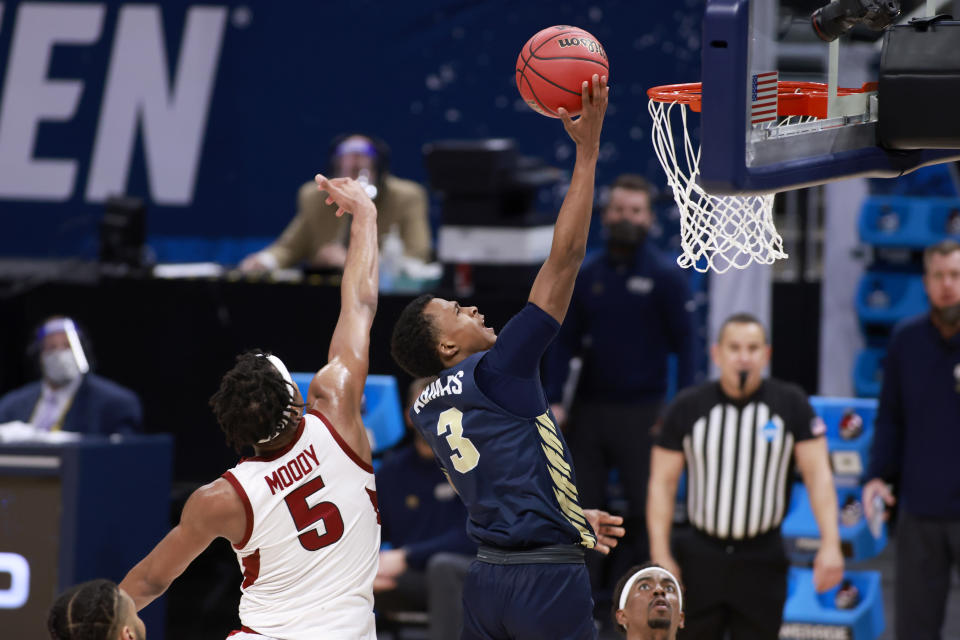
648, 98, 787, 274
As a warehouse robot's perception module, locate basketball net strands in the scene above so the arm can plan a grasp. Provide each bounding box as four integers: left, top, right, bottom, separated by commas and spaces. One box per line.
648, 75, 880, 274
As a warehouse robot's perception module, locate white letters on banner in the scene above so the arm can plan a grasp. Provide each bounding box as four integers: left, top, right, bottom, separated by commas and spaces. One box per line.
0, 3, 227, 205
0, 552, 29, 609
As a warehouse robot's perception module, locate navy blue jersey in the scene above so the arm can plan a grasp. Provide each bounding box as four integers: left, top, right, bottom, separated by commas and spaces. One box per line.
410, 351, 597, 550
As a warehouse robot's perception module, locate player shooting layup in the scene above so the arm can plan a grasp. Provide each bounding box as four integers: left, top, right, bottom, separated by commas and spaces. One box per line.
391, 75, 623, 640
119, 176, 381, 640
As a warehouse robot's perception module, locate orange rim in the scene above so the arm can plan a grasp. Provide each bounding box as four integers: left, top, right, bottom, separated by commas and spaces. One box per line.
647, 81, 878, 118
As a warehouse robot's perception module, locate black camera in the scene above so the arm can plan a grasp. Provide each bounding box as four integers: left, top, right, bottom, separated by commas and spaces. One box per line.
811, 0, 901, 41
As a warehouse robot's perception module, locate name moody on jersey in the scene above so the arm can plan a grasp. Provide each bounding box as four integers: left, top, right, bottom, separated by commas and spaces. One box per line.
264, 444, 321, 495
412, 371, 464, 415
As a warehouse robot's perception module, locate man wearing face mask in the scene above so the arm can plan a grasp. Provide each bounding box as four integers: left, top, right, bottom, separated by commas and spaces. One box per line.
862, 239, 960, 640
0, 316, 142, 435
542, 174, 696, 613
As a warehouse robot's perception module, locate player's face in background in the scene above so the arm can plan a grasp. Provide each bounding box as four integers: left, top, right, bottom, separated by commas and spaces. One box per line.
334, 136, 378, 182
711, 322, 770, 396
602, 187, 653, 230
424, 298, 497, 365
616, 569, 683, 636
924, 249, 960, 310
117, 588, 147, 640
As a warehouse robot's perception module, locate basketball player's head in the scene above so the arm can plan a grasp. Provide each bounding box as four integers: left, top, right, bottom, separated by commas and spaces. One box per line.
712, 312, 770, 398
209, 350, 304, 452
923, 239, 960, 326
48, 579, 146, 640
391, 294, 496, 377
613, 563, 684, 638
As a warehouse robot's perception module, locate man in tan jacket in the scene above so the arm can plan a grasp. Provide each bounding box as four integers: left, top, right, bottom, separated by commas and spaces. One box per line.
240, 134, 431, 271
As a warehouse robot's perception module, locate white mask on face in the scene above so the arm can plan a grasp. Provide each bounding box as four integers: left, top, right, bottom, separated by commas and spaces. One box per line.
42, 349, 82, 386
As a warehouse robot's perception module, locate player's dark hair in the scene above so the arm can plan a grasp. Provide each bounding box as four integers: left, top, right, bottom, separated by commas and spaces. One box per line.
610, 173, 654, 196
209, 350, 301, 453
391, 294, 445, 378
717, 311, 768, 344
924, 238, 960, 269
47, 579, 122, 640
611, 562, 684, 634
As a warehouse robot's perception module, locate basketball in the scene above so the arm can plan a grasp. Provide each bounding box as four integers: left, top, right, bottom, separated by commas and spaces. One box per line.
515, 25, 610, 118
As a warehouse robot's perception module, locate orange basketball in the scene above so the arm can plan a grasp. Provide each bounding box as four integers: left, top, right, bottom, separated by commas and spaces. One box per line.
516, 25, 610, 118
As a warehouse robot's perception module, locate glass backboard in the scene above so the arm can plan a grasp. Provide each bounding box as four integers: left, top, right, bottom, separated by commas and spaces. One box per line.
697, 0, 960, 195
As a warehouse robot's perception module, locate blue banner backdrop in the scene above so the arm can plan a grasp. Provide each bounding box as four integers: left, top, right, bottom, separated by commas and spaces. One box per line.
0, 0, 704, 259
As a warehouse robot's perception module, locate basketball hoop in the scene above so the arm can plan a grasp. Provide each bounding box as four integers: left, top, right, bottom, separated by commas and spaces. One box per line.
647, 80, 876, 273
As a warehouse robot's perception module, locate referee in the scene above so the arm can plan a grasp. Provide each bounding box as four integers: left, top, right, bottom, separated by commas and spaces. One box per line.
646, 313, 844, 639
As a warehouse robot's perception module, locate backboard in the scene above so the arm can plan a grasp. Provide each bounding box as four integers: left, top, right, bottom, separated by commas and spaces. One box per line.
698, 0, 960, 195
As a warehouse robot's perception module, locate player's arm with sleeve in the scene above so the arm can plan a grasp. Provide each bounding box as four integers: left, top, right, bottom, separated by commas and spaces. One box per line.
647, 400, 686, 579
307, 175, 378, 460
792, 391, 844, 592
528, 74, 608, 325
119, 479, 246, 611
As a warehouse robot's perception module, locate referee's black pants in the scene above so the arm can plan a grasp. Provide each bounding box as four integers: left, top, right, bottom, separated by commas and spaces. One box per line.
674, 528, 788, 640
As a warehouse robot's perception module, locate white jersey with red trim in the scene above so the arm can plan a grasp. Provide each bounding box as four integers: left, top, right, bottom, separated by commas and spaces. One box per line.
222, 410, 380, 640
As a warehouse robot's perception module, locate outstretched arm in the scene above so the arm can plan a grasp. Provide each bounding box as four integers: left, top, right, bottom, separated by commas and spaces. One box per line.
308, 175, 378, 458
528, 74, 608, 324
119, 479, 246, 611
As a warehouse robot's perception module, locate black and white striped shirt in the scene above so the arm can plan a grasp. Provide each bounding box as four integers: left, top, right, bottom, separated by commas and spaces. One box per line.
656, 379, 821, 541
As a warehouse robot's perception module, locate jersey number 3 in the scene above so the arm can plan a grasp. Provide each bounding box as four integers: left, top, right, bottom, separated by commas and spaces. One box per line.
437, 408, 480, 473
284, 476, 344, 551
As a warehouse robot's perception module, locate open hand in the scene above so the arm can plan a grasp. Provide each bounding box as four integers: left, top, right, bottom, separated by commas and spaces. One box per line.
557, 74, 608, 151
315, 174, 377, 219
584, 508, 625, 555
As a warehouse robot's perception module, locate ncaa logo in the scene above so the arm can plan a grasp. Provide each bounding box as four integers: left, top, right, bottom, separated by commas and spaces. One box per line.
0, 552, 29, 609
760, 419, 779, 443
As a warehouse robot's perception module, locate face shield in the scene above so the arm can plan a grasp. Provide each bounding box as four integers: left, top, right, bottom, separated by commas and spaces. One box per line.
37, 318, 90, 385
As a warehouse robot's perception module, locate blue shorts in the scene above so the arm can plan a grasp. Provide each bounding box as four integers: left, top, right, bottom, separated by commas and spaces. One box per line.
461, 560, 597, 640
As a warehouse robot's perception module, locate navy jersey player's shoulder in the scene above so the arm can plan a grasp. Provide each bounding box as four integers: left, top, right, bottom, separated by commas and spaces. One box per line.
409, 352, 482, 419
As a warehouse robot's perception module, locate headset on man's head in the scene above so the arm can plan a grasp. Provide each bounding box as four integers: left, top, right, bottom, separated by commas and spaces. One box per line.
326, 133, 392, 196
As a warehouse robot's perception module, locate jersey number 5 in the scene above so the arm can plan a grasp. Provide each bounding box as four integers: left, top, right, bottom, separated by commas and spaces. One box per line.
284, 475, 344, 551
437, 408, 480, 473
